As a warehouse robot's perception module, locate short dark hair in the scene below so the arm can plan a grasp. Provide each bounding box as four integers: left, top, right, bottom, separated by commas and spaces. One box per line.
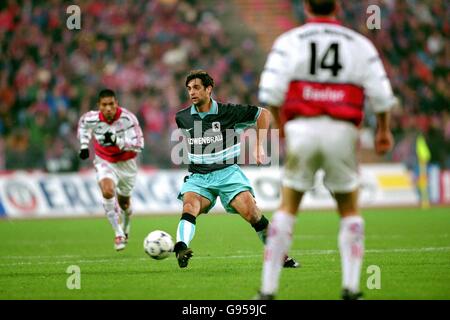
185, 70, 214, 88
98, 89, 116, 102
306, 0, 336, 15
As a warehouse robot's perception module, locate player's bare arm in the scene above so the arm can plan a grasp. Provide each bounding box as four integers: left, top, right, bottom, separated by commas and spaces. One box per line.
254, 108, 271, 165
374, 112, 394, 155
268, 106, 284, 138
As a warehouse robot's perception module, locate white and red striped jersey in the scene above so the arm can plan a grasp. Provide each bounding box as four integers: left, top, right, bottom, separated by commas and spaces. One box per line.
258, 17, 396, 126
77, 107, 144, 163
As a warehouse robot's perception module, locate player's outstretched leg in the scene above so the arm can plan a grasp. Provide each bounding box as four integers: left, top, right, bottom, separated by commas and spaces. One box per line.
174, 241, 193, 268
283, 256, 300, 268
174, 213, 196, 268
252, 215, 300, 268
232, 191, 300, 269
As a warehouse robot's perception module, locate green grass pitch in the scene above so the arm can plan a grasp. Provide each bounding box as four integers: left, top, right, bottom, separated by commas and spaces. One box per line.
0, 207, 449, 300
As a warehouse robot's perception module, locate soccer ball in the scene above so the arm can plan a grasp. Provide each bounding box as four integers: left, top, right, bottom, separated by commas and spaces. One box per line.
143, 230, 174, 260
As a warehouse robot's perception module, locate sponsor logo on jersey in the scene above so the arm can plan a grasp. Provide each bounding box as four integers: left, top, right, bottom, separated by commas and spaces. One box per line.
187, 134, 223, 145
303, 85, 345, 102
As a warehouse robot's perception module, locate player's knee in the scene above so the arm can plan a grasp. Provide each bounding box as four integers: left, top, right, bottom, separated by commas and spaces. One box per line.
99, 179, 115, 199
102, 189, 115, 199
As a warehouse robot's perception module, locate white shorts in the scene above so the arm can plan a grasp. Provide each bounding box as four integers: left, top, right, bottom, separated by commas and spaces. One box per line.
93, 156, 138, 197
283, 116, 359, 193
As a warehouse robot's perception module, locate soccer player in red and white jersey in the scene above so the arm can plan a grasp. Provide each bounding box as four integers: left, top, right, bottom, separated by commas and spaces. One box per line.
256, 0, 395, 299
78, 89, 144, 251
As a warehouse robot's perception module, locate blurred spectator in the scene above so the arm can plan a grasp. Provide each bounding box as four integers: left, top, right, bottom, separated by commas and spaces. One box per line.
0, 0, 265, 170
4, 129, 37, 169
0, 0, 448, 171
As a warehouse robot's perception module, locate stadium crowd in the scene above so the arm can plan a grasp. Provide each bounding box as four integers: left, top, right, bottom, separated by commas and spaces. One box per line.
0, 0, 448, 171
0, 0, 262, 170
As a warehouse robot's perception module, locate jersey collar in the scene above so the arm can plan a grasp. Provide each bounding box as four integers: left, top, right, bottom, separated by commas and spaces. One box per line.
306, 17, 342, 25
99, 106, 122, 124
190, 98, 218, 116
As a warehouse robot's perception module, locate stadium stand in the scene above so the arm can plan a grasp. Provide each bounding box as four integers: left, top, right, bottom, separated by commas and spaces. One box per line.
0, 0, 448, 172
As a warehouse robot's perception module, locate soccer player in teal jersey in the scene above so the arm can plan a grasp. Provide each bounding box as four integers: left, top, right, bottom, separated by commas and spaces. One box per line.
173, 70, 299, 269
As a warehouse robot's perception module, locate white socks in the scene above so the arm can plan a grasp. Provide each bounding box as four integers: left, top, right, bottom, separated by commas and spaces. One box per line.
260, 212, 364, 296
261, 211, 296, 295
176, 218, 196, 247
339, 215, 365, 294
121, 208, 132, 235
103, 197, 124, 237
